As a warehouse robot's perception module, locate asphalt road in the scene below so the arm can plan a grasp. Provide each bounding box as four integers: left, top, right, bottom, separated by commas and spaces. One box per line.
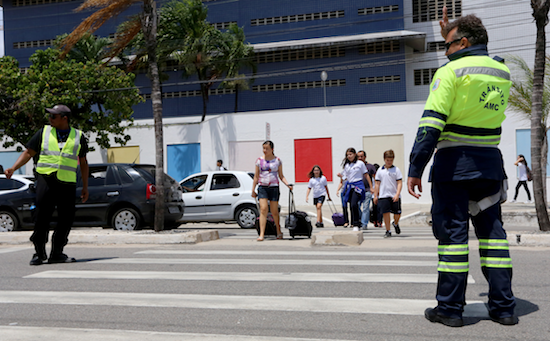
0, 229, 548, 341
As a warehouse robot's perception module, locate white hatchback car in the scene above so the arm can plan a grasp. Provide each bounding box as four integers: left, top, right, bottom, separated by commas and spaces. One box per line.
179, 171, 258, 228
0, 175, 35, 195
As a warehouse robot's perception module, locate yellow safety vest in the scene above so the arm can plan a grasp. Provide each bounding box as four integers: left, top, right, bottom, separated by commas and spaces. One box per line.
36, 126, 82, 183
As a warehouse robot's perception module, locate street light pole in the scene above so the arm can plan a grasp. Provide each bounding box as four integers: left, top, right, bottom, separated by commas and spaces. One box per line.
320, 71, 328, 107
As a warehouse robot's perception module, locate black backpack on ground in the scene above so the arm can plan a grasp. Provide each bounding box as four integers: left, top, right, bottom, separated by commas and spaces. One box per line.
285, 190, 312, 238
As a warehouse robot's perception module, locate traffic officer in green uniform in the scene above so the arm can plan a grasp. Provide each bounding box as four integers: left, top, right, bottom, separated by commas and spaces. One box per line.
407, 14, 518, 326
5, 104, 89, 265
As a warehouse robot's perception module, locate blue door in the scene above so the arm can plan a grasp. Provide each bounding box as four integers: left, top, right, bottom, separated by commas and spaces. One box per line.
167, 143, 201, 182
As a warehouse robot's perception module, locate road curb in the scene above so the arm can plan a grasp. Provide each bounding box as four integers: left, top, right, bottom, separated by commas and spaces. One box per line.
401, 211, 541, 228
311, 231, 363, 246
0, 230, 220, 245
507, 231, 550, 247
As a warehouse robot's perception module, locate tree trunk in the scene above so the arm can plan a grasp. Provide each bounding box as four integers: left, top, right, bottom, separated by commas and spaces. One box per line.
531, 0, 550, 231
200, 83, 208, 122
142, 0, 165, 232
234, 84, 240, 113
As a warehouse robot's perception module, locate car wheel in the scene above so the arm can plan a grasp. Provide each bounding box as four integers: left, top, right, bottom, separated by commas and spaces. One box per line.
0, 211, 18, 232
111, 208, 140, 231
236, 206, 258, 229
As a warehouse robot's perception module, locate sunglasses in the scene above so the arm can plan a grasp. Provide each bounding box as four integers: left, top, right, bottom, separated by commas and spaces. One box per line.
444, 37, 468, 51
48, 113, 66, 119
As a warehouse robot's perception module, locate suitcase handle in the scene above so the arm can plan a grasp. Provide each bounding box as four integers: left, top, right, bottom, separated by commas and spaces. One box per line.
327, 199, 340, 215
288, 189, 296, 214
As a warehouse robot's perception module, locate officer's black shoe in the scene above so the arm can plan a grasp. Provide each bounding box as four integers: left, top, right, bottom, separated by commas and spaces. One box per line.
48, 253, 76, 264
30, 253, 48, 266
424, 308, 464, 327
489, 311, 519, 325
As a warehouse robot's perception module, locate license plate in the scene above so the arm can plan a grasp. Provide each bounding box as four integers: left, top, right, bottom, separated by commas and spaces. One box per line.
168, 206, 180, 214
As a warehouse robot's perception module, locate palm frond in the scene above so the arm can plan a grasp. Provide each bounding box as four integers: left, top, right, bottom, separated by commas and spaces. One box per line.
60, 0, 139, 59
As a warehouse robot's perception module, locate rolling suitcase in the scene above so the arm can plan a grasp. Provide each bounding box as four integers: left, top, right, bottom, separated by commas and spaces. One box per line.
255, 198, 277, 236
285, 190, 312, 239
328, 200, 345, 226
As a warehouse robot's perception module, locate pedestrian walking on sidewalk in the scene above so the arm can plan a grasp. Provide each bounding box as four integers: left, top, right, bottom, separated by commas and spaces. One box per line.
408, 11, 517, 327
305, 165, 331, 228
373, 150, 402, 238
251, 140, 293, 241
510, 154, 532, 203
336, 148, 369, 231
4, 104, 89, 266
357, 150, 376, 230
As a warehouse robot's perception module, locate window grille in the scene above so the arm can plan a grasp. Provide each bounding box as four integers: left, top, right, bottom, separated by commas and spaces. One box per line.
13, 39, 55, 49
13, 0, 76, 6
426, 41, 446, 52
358, 5, 399, 15
414, 68, 439, 85
212, 22, 237, 30
251, 10, 344, 26
413, 0, 462, 23
256, 46, 345, 64
359, 41, 400, 54
252, 79, 346, 92
360, 75, 401, 84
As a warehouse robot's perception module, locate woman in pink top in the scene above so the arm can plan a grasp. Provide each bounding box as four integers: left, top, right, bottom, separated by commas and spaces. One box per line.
252, 141, 293, 241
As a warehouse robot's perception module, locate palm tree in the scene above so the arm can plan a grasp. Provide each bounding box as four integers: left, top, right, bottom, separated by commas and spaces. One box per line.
530, 0, 550, 231
59, 0, 167, 232
55, 33, 112, 63
508, 55, 550, 204
158, 0, 225, 121
217, 24, 256, 113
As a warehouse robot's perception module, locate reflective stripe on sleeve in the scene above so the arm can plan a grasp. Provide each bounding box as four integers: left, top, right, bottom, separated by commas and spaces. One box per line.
479, 239, 509, 250
419, 117, 445, 131
438, 244, 469, 255
437, 261, 469, 273
480, 257, 513, 268
454, 67, 511, 80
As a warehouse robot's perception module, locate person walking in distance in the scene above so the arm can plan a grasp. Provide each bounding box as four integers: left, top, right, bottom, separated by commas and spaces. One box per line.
373, 150, 402, 238
251, 141, 293, 241
337, 148, 370, 231
217, 159, 227, 171
305, 165, 331, 227
408, 12, 517, 327
510, 154, 532, 203
5, 104, 89, 265
357, 150, 376, 230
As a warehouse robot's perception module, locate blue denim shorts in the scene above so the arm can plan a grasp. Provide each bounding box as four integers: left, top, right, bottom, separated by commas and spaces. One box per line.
258, 186, 280, 201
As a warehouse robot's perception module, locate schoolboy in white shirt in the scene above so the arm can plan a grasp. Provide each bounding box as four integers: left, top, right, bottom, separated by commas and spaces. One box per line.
373, 149, 403, 238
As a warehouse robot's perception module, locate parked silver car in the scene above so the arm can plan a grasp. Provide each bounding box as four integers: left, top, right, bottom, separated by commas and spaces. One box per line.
179, 171, 258, 228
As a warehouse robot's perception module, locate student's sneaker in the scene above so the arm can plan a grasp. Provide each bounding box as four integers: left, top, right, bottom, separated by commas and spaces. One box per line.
509, 199, 516, 203
392, 221, 401, 234
384, 230, 392, 238
353, 226, 360, 232
315, 222, 324, 228
525, 200, 533, 204
361, 225, 368, 230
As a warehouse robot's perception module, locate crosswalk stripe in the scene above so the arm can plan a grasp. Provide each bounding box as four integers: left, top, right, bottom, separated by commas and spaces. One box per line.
0, 326, 357, 341
88, 258, 436, 267
25, 270, 475, 284
0, 247, 30, 254
135, 250, 436, 257
0, 290, 488, 317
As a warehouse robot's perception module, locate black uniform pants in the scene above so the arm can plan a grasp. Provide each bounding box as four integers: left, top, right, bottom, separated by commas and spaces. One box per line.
30, 173, 76, 256
431, 179, 515, 319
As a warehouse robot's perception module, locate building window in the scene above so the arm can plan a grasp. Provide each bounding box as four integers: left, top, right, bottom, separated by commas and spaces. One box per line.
426, 41, 446, 52
360, 75, 401, 84
358, 5, 399, 15
212, 22, 237, 30
13, 0, 76, 6
253, 79, 346, 92
256, 46, 345, 64
143, 88, 235, 100
412, 0, 462, 23
414, 68, 439, 85
359, 41, 400, 54
251, 10, 345, 27
13, 39, 55, 49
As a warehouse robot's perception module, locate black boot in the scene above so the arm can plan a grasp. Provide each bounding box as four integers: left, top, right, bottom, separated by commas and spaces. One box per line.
30, 245, 48, 266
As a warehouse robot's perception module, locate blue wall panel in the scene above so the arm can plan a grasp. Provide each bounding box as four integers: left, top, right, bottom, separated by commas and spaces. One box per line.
167, 143, 201, 182
516, 128, 550, 176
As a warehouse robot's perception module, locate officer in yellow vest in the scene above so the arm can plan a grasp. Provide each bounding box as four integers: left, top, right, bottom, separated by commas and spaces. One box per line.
5, 104, 89, 265
407, 15, 517, 326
